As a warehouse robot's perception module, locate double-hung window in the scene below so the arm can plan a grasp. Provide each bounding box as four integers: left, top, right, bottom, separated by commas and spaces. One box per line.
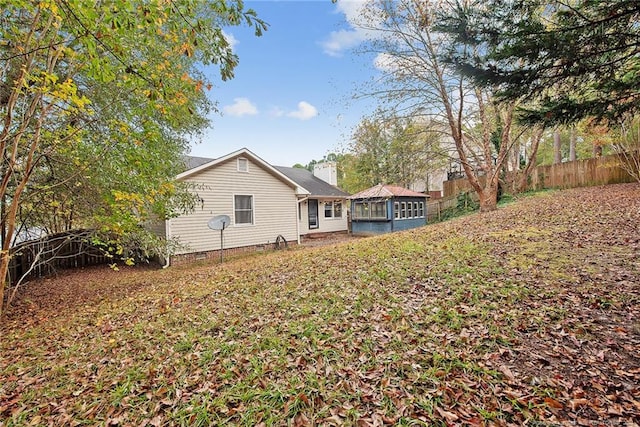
324, 202, 333, 218
234, 195, 253, 225
325, 201, 343, 218
333, 201, 342, 218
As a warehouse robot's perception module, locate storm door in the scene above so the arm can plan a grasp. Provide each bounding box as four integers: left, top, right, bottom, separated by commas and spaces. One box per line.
308, 199, 319, 229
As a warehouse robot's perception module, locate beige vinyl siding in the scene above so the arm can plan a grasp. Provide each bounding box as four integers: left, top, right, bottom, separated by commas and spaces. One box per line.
300, 198, 349, 235
170, 158, 299, 254
318, 212, 348, 233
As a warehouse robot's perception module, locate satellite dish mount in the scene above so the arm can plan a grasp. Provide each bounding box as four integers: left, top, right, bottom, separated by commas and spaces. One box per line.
207, 215, 231, 263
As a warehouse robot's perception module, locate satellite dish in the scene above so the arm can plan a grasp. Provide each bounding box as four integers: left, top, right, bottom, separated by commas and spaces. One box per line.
208, 215, 231, 231
208, 215, 231, 263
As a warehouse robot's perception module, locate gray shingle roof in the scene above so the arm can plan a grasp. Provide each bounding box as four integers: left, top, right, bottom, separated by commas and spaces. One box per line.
274, 166, 350, 197
184, 155, 215, 171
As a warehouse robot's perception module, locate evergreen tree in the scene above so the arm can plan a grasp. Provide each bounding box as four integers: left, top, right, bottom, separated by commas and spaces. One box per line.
438, 0, 640, 125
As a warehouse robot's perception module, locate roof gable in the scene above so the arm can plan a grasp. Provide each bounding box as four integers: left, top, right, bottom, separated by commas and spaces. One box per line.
179, 148, 310, 195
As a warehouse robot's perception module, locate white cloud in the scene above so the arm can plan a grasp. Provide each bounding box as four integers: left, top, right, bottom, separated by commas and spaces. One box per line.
321, 0, 382, 57
321, 29, 368, 57
287, 101, 318, 120
223, 98, 258, 117
337, 1, 368, 25
222, 30, 239, 50
373, 52, 397, 72
268, 106, 285, 118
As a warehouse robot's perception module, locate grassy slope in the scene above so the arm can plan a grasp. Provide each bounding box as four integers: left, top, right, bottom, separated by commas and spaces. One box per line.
1, 184, 639, 426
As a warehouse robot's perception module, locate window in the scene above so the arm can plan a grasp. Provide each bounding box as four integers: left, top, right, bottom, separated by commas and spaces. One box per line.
394, 202, 400, 219
419, 202, 424, 217
353, 201, 387, 220
333, 201, 342, 218
237, 157, 248, 172
370, 201, 387, 219
353, 202, 369, 219
401, 202, 406, 219
413, 202, 419, 218
407, 202, 413, 218
324, 201, 332, 218
325, 201, 343, 218
234, 195, 253, 225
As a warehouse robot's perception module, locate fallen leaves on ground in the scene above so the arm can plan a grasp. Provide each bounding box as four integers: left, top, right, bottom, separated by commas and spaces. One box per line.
1, 183, 639, 426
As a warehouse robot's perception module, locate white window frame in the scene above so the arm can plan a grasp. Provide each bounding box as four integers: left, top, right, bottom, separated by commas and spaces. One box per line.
419, 201, 424, 217
370, 201, 387, 219
237, 157, 249, 173
353, 201, 386, 220
394, 202, 400, 219
407, 202, 413, 218
233, 194, 254, 226
324, 201, 334, 218
333, 201, 342, 218
353, 202, 369, 220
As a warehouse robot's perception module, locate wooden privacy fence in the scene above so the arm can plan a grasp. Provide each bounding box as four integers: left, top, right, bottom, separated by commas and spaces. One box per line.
528, 153, 634, 190
426, 191, 479, 222
443, 153, 636, 197
426, 196, 458, 222
8, 230, 110, 284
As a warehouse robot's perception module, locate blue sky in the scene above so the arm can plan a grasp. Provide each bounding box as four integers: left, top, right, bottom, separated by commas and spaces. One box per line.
190, 0, 378, 167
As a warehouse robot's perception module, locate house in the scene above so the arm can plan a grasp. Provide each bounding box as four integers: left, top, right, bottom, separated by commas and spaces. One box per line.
275, 164, 350, 239
349, 184, 428, 235
158, 148, 307, 264
157, 148, 349, 265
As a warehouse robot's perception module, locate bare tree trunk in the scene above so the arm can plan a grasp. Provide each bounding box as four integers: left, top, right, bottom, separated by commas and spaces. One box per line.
553, 129, 562, 164
517, 126, 544, 192
0, 10, 58, 317
569, 126, 577, 161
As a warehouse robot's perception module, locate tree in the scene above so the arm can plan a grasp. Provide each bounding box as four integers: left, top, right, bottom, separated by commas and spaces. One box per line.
439, 0, 640, 125
352, 0, 532, 211
553, 130, 562, 164
611, 115, 640, 182
0, 1, 266, 316
342, 112, 446, 193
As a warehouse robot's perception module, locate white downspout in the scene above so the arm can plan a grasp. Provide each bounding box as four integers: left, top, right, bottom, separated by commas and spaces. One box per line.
297, 196, 309, 245
162, 218, 171, 268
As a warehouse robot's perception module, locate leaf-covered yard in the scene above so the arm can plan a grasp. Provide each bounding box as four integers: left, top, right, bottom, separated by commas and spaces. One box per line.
1, 184, 639, 426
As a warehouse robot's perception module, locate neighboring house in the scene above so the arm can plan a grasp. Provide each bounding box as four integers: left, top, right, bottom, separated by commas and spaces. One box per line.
349, 184, 428, 235
275, 165, 350, 238
157, 148, 309, 264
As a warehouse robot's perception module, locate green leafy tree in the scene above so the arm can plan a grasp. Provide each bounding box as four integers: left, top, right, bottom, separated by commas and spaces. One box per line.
0, 0, 266, 316
438, 0, 640, 125
611, 115, 640, 182
341, 112, 446, 194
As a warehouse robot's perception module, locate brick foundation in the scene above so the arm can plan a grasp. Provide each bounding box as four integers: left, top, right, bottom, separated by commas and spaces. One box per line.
170, 240, 297, 266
